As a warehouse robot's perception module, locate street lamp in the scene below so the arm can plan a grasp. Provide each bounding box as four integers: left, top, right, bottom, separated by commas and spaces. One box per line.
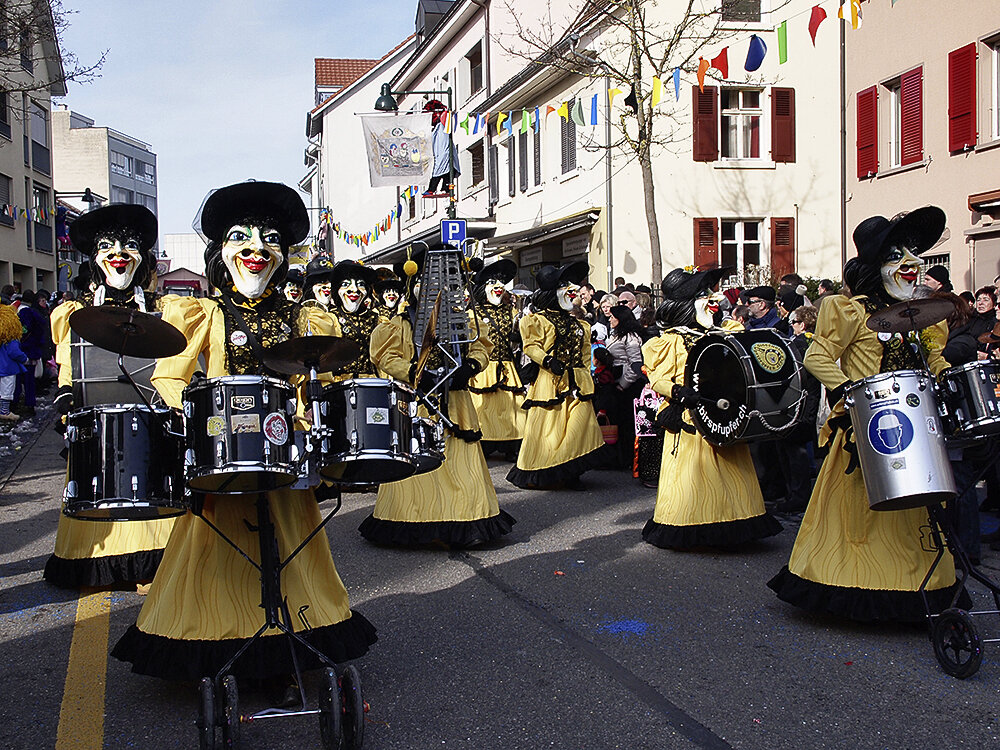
374, 83, 457, 220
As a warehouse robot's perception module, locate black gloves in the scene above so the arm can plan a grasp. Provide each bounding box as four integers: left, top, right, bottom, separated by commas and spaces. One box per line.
671, 384, 699, 407
54, 385, 74, 415
827, 382, 847, 409
654, 401, 695, 435
417, 371, 439, 395
449, 360, 479, 389
542, 355, 566, 376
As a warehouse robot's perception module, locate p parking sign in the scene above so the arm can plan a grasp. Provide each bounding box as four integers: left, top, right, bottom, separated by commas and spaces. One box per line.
441, 219, 466, 248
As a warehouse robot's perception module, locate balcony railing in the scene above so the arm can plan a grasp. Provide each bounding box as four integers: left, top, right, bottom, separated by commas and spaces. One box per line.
31, 141, 50, 175
34, 222, 53, 252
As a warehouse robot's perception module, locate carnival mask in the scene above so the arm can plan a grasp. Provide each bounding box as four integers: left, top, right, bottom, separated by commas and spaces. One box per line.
312, 281, 332, 307
283, 282, 302, 302
94, 233, 142, 290
556, 281, 580, 312
693, 297, 715, 329
222, 224, 283, 299
338, 278, 367, 313
881, 244, 923, 301
484, 279, 506, 306
382, 288, 400, 310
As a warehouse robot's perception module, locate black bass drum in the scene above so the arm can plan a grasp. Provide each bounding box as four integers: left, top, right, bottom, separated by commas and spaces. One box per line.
684, 328, 804, 446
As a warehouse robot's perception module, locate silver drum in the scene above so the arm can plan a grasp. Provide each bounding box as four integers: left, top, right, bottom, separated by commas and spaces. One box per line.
845, 369, 956, 511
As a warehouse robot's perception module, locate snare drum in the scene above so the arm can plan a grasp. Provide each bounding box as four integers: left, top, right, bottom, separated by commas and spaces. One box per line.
316, 378, 416, 484
845, 369, 956, 511
64, 404, 186, 520
939, 360, 1000, 438
684, 329, 804, 445
183, 375, 299, 494
410, 416, 445, 475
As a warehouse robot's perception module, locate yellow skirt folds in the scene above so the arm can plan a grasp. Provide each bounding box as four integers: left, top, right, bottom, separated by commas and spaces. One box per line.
469, 360, 526, 451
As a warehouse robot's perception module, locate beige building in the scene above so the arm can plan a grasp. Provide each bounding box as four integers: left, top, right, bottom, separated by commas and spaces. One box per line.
845, 0, 1000, 291
0, 4, 66, 293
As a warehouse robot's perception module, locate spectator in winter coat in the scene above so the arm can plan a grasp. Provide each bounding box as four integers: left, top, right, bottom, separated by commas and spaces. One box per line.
0, 304, 26, 421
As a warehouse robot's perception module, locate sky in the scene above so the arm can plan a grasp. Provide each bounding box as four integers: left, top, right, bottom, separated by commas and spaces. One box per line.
57, 0, 416, 235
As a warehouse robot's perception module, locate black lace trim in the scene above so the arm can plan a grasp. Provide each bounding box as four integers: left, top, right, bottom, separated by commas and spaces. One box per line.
506, 444, 608, 489
475, 303, 517, 361
468, 361, 526, 395
641, 514, 782, 550
333, 308, 380, 377
217, 290, 302, 376
521, 368, 594, 408
358, 510, 516, 548
447, 425, 482, 443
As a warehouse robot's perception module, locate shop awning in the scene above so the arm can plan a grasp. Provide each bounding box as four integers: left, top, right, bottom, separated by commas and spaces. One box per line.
485, 209, 601, 254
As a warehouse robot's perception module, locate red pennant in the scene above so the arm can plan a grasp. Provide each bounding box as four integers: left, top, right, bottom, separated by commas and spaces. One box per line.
710, 48, 729, 80
808, 5, 827, 46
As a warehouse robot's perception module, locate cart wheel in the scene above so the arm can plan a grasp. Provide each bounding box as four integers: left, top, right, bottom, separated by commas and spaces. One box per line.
340, 665, 365, 749
932, 608, 983, 679
219, 675, 240, 748
318, 667, 342, 750
198, 677, 217, 750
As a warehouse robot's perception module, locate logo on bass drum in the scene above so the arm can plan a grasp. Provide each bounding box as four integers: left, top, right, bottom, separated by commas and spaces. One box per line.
750, 341, 786, 374
263, 413, 289, 445
231, 395, 255, 411
867, 408, 914, 455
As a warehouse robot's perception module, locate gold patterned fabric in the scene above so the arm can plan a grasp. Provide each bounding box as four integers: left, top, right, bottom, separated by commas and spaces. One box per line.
469, 304, 525, 443
217, 288, 304, 376
330, 307, 381, 378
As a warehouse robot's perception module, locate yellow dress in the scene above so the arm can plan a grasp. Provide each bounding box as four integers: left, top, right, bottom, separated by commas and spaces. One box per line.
641, 328, 782, 548
768, 294, 963, 622
111, 292, 376, 680
358, 313, 515, 547
44, 296, 179, 589
507, 309, 605, 488
469, 303, 526, 452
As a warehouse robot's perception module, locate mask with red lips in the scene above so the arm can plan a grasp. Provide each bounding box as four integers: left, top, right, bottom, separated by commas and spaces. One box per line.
556, 281, 580, 312
880, 244, 923, 301
338, 278, 367, 313
221, 224, 284, 299
94, 234, 142, 290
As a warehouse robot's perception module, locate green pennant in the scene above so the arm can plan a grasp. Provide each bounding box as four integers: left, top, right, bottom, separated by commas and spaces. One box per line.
777, 21, 787, 64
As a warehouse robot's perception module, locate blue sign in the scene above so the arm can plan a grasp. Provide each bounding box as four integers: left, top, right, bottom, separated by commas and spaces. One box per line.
867, 408, 914, 455
441, 219, 467, 248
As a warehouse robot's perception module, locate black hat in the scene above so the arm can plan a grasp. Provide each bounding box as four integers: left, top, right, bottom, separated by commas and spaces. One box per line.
375, 277, 405, 295
852, 206, 946, 265
537, 261, 588, 291
305, 255, 335, 284
474, 259, 517, 286
331, 260, 377, 289
285, 267, 304, 286
609, 304, 633, 322
69, 203, 158, 255
747, 285, 776, 302
779, 289, 803, 311
660, 266, 731, 301
925, 264, 952, 291
198, 181, 309, 246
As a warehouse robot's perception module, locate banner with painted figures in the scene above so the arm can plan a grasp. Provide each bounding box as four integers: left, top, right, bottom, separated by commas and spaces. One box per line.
360, 113, 432, 188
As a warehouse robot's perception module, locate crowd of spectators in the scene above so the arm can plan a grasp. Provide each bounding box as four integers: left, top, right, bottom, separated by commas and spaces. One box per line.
0, 285, 60, 424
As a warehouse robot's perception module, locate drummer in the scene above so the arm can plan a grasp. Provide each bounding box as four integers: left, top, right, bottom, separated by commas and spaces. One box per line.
302, 254, 335, 311
769, 206, 967, 622
326, 260, 380, 380
641, 266, 782, 549
282, 265, 305, 303
44, 204, 178, 589
112, 181, 376, 693
373, 273, 405, 320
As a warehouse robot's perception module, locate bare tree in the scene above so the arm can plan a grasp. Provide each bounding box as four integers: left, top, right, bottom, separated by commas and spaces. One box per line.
1, 0, 106, 102
497, 0, 778, 283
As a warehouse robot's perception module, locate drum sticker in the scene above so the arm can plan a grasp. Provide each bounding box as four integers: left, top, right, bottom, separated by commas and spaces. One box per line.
367, 407, 389, 425
890, 458, 907, 471
263, 413, 289, 445
906, 393, 920, 408
230, 330, 248, 346
231, 395, 256, 411
926, 417, 938, 435
867, 408, 914, 455
750, 342, 786, 374
206, 416, 226, 437
231, 414, 261, 434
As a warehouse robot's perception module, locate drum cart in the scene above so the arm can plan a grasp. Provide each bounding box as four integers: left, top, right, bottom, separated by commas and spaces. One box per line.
191, 490, 366, 749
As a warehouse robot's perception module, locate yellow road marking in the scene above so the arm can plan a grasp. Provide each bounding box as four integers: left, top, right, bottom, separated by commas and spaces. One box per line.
56, 590, 111, 750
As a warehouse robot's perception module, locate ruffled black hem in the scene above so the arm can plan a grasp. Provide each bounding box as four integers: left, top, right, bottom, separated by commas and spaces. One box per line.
43, 549, 164, 589
766, 566, 973, 624
110, 610, 378, 681
641, 513, 783, 549
446, 425, 483, 444
506, 445, 608, 489
358, 510, 515, 548
469, 382, 526, 395
481, 439, 521, 458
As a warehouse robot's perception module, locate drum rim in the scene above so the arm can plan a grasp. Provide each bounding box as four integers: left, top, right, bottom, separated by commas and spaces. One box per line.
322, 377, 414, 393
183, 374, 294, 390
943, 360, 1000, 376
845, 368, 931, 393
69, 403, 174, 415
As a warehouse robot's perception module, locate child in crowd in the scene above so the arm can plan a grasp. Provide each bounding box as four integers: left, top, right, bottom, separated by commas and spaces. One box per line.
0, 304, 27, 421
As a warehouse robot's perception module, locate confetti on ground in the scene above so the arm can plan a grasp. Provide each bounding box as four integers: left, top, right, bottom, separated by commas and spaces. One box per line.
553, 570, 565, 576
597, 619, 652, 637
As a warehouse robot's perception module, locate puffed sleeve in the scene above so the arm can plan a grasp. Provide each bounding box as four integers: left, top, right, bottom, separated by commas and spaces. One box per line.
576, 320, 592, 369
370, 315, 414, 384
466, 310, 492, 373
297, 304, 338, 338
642, 332, 686, 397
150, 296, 209, 409
803, 294, 862, 392
925, 320, 950, 376
50, 300, 81, 389
519, 313, 555, 365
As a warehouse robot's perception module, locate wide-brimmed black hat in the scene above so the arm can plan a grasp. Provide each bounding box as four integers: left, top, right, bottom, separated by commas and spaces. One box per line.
285, 267, 304, 286
475, 259, 517, 286
198, 181, 309, 245
331, 260, 377, 289
375, 277, 405, 295
69, 204, 158, 255
660, 266, 731, 301
852, 206, 946, 265
537, 261, 588, 291
305, 255, 335, 284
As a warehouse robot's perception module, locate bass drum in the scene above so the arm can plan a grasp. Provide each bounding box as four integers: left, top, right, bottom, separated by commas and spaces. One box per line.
939, 360, 1000, 439
684, 329, 804, 446
64, 404, 186, 520
845, 369, 956, 511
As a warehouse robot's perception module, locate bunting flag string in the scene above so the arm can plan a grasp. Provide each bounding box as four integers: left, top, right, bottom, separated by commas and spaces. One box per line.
0, 204, 54, 223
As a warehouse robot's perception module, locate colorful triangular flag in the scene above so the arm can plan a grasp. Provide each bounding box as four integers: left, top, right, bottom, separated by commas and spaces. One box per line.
777, 21, 788, 64
808, 5, 827, 45
590, 94, 598, 124
651, 77, 662, 107
571, 98, 585, 126
672, 68, 681, 100
710, 48, 728, 79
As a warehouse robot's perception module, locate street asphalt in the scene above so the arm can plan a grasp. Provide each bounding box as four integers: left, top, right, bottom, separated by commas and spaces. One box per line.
1, 418, 998, 750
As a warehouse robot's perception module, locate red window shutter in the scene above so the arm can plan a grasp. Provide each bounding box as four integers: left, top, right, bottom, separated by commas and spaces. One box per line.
856, 86, 878, 178
948, 43, 977, 152
900, 66, 923, 166
771, 87, 796, 163
693, 218, 719, 267
692, 86, 718, 162
770, 217, 795, 279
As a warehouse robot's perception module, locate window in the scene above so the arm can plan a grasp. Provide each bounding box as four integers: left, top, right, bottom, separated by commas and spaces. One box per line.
721, 89, 761, 159
32, 186, 48, 221
0, 92, 8, 140
883, 66, 923, 169
948, 43, 977, 152
533, 121, 542, 186
111, 186, 134, 203
137, 193, 156, 211
466, 43, 483, 97
721, 0, 761, 23
991, 40, 1000, 140
135, 161, 155, 184
488, 143, 499, 205
518, 128, 528, 193
110, 151, 132, 177
24, 177, 30, 247
19, 26, 31, 73
0, 173, 12, 227
561, 98, 577, 174
468, 140, 484, 186
695, 216, 793, 278
856, 85, 878, 177
506, 133, 515, 198
721, 219, 762, 270
29, 102, 46, 146
921, 254, 950, 282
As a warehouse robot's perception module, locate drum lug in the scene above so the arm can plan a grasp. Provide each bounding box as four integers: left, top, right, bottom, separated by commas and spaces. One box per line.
215, 390, 223, 409
263, 441, 271, 460
864, 388, 872, 400
65, 480, 78, 499
350, 389, 357, 408
350, 430, 358, 450
287, 398, 296, 415
216, 441, 225, 464
131, 415, 139, 433
131, 475, 139, 498
66, 425, 77, 442
263, 387, 270, 405
91, 476, 98, 496
184, 448, 195, 467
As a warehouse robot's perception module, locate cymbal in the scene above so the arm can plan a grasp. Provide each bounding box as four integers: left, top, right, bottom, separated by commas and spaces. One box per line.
69, 306, 187, 359
978, 324, 1000, 345
262, 336, 361, 375
865, 298, 954, 334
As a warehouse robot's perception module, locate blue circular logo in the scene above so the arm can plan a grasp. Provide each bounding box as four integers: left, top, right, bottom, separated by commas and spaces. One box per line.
867, 408, 914, 455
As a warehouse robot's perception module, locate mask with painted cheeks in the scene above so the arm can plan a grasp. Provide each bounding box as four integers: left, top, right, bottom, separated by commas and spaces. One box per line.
381, 288, 400, 310
94, 232, 142, 290
880, 244, 923, 301
556, 281, 580, 312
311, 281, 332, 307
693, 297, 715, 329
484, 279, 507, 306
338, 278, 367, 313
284, 283, 302, 302
221, 224, 284, 299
